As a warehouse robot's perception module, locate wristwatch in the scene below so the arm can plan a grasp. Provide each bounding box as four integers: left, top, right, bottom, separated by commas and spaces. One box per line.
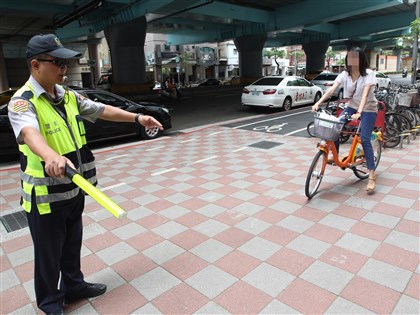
134, 113, 142, 125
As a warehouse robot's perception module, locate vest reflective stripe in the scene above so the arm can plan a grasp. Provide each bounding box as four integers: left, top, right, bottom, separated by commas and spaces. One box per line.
22, 186, 80, 205
16, 83, 96, 215
20, 160, 96, 186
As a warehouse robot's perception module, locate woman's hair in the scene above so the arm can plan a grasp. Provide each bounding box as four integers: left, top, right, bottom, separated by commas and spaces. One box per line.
345, 47, 370, 76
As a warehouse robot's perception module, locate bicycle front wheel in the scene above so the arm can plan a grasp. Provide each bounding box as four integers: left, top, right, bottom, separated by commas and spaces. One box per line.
352, 137, 382, 179
305, 150, 327, 198
307, 121, 315, 137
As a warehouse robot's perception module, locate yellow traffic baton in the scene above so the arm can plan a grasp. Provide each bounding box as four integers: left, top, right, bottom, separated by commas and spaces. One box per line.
65, 167, 127, 219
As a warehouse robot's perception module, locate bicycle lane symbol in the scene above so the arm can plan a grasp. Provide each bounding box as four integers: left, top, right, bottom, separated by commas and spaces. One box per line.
253, 123, 288, 133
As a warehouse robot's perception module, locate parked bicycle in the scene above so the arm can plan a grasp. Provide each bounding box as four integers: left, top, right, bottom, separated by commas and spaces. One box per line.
305, 110, 382, 198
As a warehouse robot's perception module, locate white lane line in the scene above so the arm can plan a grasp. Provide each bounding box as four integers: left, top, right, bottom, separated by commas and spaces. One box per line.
285, 127, 308, 136
102, 182, 127, 191
233, 110, 311, 129
152, 168, 177, 176
180, 138, 195, 143
194, 155, 218, 164
209, 131, 223, 136
105, 154, 129, 160
146, 146, 165, 151
233, 147, 247, 152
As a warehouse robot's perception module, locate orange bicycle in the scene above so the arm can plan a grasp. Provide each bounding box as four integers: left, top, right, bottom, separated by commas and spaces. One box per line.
305, 110, 382, 199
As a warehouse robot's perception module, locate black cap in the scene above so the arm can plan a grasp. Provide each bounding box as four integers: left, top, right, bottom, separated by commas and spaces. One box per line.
26, 34, 81, 59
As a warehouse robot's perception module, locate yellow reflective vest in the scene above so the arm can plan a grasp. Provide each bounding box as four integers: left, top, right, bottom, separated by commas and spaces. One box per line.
15, 83, 97, 215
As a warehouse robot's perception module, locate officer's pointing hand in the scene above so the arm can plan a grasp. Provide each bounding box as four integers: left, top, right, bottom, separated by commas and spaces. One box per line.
140, 115, 163, 130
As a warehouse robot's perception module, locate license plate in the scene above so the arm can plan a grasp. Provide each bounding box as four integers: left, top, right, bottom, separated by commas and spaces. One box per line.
251, 91, 260, 96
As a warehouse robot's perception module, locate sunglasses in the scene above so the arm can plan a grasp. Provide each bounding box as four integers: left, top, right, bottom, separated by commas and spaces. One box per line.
36, 58, 70, 67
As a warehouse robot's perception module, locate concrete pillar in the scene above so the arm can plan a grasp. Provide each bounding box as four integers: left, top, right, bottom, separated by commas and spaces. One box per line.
0, 43, 9, 91
234, 34, 267, 84
302, 40, 330, 75
154, 65, 162, 83
87, 41, 101, 87
104, 16, 148, 94
214, 65, 219, 79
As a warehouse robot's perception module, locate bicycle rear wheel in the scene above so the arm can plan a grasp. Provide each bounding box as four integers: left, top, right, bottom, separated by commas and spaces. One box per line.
352, 137, 382, 179
305, 150, 327, 198
383, 125, 401, 148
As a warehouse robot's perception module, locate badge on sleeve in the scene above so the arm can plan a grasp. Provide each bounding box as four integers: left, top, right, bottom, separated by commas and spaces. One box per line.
11, 100, 29, 113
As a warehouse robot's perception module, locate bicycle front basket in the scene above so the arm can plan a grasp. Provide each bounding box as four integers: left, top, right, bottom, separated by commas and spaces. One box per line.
313, 113, 345, 141
398, 93, 412, 107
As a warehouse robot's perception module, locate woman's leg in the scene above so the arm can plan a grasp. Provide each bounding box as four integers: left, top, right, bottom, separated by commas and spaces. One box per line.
360, 111, 377, 170
360, 111, 378, 191
333, 107, 356, 153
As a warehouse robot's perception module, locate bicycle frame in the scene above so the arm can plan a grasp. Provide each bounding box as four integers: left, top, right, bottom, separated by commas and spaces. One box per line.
317, 125, 364, 170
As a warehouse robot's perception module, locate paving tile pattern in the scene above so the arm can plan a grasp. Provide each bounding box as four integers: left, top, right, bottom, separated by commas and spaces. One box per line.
1, 126, 419, 314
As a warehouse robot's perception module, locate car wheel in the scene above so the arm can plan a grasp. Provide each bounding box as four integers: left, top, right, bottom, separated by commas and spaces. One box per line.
139, 125, 162, 140
338, 89, 343, 99
283, 97, 292, 111
314, 92, 322, 104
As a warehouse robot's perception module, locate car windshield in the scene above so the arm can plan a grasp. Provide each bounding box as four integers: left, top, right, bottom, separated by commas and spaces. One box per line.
252, 77, 284, 86
85, 92, 127, 107
313, 74, 337, 80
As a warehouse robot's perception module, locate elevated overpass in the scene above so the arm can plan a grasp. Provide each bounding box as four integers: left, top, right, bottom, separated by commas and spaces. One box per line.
0, 0, 416, 91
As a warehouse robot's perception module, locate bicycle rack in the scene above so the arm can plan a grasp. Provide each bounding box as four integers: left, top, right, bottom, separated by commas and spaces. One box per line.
399, 130, 411, 149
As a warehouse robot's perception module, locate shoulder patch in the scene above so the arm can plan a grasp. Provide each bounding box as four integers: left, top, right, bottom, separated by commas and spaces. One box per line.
11, 100, 29, 113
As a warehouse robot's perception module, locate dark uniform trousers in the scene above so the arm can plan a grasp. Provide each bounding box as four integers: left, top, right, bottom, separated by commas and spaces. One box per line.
27, 190, 86, 314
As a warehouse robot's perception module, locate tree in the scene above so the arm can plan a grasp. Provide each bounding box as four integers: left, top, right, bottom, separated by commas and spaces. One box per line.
410, 17, 420, 83
325, 47, 336, 69
263, 48, 286, 74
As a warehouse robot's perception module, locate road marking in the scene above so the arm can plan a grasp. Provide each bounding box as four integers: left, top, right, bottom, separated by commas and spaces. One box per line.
180, 138, 195, 143
106, 154, 129, 160
233, 147, 247, 152
253, 123, 288, 132
285, 126, 308, 136
209, 131, 223, 136
146, 146, 165, 151
152, 168, 177, 176
194, 155, 218, 164
233, 110, 311, 129
102, 182, 127, 191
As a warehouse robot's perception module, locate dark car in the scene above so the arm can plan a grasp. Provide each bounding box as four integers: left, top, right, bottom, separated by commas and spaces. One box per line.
192, 78, 221, 87
0, 88, 172, 157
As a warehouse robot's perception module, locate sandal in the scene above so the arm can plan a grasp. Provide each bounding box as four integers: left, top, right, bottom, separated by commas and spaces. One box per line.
366, 176, 376, 192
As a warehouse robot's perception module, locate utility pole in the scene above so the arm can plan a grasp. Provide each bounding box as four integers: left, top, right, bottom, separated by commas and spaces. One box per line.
412, 0, 419, 83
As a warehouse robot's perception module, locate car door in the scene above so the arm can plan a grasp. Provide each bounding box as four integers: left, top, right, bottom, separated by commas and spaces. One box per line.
83, 92, 134, 141
285, 79, 300, 105
297, 78, 314, 105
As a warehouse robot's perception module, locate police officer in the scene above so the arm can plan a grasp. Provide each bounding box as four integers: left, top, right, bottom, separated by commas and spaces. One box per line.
8, 34, 163, 315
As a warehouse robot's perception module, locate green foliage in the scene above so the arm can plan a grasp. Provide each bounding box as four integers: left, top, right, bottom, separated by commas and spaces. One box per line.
325, 47, 336, 59
263, 47, 286, 59
411, 17, 420, 36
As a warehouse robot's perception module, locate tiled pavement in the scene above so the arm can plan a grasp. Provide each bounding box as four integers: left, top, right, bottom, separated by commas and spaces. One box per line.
1, 123, 419, 314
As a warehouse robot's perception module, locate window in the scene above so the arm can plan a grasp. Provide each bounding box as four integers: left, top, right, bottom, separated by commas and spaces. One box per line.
286, 80, 298, 86
297, 78, 310, 86
253, 77, 283, 86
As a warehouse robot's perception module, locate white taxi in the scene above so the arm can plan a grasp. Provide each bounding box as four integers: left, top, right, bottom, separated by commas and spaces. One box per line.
241, 76, 322, 110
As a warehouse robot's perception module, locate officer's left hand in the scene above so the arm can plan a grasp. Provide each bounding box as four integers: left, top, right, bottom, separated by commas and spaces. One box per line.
140, 115, 163, 130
